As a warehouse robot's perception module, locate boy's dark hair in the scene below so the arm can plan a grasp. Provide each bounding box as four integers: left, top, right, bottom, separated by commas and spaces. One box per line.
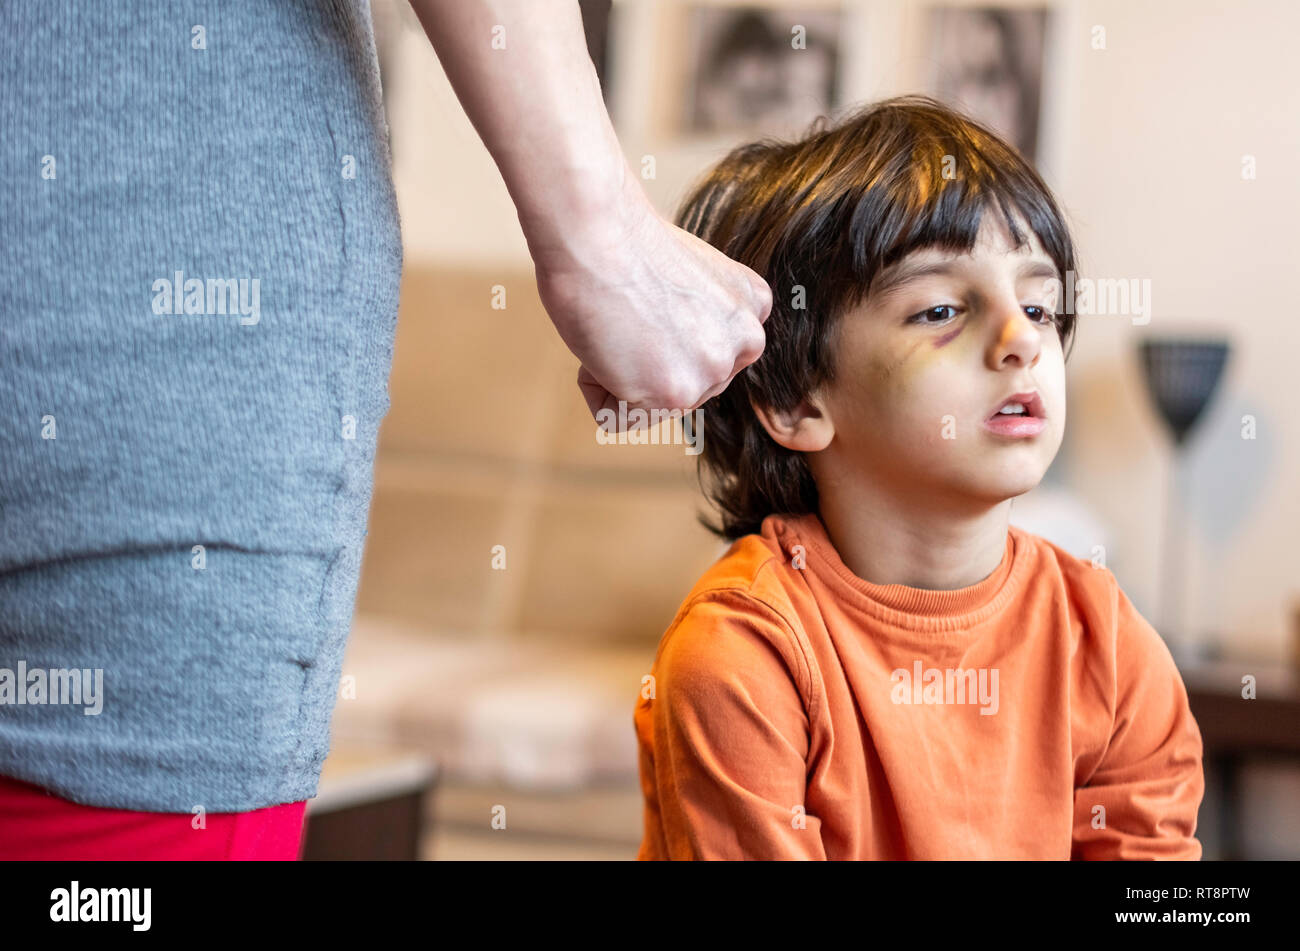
679, 94, 1080, 541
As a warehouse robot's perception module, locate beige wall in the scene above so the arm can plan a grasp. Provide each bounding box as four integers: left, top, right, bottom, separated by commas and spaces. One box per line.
367, 0, 1299, 660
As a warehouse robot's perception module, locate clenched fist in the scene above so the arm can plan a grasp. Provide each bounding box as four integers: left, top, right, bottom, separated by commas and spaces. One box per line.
531, 185, 772, 425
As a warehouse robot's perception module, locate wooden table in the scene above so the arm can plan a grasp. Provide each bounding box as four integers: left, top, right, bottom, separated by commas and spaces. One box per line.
1181, 660, 1300, 859
300, 746, 439, 861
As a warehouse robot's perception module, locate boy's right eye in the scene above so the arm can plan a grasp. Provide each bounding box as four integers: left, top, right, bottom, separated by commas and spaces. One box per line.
907, 305, 961, 325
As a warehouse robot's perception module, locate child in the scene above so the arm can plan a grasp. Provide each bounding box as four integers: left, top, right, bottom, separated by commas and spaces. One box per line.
633, 95, 1204, 860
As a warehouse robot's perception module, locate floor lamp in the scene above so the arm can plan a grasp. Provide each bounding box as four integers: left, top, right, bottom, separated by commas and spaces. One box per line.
1137, 337, 1230, 667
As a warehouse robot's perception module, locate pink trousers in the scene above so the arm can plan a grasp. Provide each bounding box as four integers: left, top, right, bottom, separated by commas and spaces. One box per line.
0, 774, 307, 860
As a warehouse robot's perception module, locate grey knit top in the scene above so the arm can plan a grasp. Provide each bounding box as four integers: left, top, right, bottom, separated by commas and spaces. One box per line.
0, 0, 403, 811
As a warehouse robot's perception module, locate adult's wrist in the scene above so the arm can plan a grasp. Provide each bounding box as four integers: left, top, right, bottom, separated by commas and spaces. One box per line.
518, 152, 653, 274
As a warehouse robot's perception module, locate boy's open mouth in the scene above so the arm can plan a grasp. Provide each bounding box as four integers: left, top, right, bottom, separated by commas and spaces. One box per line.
983, 390, 1048, 438
986, 390, 1045, 421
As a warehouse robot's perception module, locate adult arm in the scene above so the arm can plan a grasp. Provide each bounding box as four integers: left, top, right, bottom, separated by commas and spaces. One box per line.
406, 0, 772, 418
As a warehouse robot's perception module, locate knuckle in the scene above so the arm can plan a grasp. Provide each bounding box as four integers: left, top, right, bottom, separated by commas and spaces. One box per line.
744, 275, 772, 314
667, 375, 701, 409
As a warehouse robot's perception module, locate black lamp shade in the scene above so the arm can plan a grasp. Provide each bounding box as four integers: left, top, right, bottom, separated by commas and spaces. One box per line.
1138, 339, 1230, 446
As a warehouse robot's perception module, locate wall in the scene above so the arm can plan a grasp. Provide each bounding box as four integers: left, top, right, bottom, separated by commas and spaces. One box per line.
366, 0, 1299, 662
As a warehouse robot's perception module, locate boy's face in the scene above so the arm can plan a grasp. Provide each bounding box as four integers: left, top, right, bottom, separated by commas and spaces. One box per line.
768, 212, 1067, 508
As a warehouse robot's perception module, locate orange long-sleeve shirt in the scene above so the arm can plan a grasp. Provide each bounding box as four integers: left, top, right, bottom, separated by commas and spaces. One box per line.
634, 512, 1204, 860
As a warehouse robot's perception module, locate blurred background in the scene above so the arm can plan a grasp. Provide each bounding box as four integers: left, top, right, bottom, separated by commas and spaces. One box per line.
299, 0, 1300, 860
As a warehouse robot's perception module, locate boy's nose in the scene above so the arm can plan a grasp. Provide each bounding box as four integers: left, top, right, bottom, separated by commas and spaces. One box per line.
987, 308, 1042, 369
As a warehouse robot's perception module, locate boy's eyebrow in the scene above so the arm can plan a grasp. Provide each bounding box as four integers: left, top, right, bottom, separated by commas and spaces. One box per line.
869, 261, 962, 301
869, 257, 1059, 302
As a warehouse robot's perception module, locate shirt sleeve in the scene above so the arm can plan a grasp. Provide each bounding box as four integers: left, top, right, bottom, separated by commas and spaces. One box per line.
1072, 582, 1206, 860
636, 591, 826, 860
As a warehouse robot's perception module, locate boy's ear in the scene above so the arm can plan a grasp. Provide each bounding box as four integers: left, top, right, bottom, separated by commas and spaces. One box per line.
750, 390, 834, 452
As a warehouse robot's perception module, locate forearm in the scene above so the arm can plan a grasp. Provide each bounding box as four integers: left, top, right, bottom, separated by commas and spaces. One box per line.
407, 0, 636, 263
407, 1, 770, 417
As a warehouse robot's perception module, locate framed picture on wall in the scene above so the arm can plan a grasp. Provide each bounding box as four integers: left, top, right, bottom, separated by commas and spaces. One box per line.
678, 3, 844, 138
926, 6, 1048, 164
